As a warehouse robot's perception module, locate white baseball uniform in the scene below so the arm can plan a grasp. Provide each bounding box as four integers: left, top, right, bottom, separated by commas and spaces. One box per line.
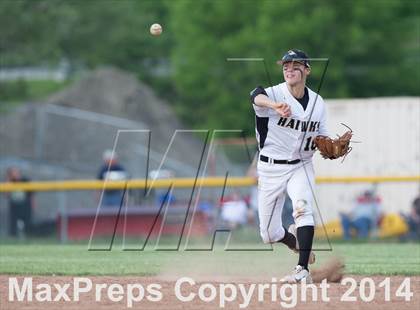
252, 82, 328, 243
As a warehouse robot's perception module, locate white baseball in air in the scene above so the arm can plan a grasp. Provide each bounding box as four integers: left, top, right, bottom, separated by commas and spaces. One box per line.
150, 23, 163, 36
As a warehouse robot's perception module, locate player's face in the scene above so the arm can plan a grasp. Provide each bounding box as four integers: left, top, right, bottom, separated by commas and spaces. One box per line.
282, 61, 309, 86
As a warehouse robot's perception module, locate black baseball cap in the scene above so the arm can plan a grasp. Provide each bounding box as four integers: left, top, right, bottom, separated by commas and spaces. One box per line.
277, 49, 310, 68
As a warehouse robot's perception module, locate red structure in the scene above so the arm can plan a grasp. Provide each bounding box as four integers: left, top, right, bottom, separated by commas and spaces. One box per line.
57, 205, 209, 241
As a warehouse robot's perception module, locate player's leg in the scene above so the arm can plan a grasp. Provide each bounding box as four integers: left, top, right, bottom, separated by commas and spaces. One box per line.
280, 162, 316, 283
353, 217, 371, 239
274, 196, 297, 249
257, 175, 296, 248
287, 163, 316, 270
340, 213, 353, 240
9, 204, 18, 237
22, 203, 32, 235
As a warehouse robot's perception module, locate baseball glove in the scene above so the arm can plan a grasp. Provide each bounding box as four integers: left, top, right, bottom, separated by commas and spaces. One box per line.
314, 125, 353, 160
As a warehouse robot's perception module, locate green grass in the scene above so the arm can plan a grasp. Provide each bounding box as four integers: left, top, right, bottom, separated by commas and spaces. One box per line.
0, 79, 71, 110
25, 80, 70, 99
0, 241, 419, 276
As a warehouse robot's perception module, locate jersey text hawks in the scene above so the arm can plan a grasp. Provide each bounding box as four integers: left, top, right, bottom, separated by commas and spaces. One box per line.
277, 117, 320, 132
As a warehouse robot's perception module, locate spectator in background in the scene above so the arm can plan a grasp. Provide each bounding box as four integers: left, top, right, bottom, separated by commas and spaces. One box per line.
149, 169, 176, 206
97, 150, 128, 207
221, 191, 248, 229
402, 196, 420, 240
340, 190, 383, 240
6, 167, 34, 237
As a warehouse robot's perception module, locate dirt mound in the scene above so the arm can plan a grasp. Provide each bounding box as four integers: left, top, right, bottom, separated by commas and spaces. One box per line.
47, 67, 201, 159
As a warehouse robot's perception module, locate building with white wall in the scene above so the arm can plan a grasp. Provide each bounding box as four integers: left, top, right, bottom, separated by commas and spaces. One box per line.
314, 97, 419, 222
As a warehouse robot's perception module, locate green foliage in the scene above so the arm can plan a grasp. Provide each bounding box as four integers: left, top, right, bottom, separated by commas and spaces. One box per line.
170, 0, 419, 133
0, 80, 28, 102
0, 0, 173, 76
0, 1, 62, 65
0, 0, 418, 132
0, 80, 70, 104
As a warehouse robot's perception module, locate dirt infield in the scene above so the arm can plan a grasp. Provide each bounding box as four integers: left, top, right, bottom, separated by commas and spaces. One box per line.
1, 275, 419, 310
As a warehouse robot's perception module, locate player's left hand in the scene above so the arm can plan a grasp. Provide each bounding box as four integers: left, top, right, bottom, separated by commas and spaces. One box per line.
273, 103, 291, 117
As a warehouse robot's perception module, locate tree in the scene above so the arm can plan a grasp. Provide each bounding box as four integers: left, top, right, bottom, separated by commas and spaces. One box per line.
0, 0, 418, 133
170, 0, 419, 134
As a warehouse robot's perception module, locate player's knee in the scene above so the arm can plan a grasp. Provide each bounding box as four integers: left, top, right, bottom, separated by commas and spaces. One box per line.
260, 227, 285, 244
260, 231, 271, 244
295, 213, 314, 227
293, 199, 314, 227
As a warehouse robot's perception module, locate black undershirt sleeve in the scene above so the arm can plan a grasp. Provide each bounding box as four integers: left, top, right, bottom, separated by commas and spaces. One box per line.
250, 86, 267, 104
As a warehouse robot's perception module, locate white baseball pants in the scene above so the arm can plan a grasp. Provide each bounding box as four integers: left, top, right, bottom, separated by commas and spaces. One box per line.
257, 159, 316, 244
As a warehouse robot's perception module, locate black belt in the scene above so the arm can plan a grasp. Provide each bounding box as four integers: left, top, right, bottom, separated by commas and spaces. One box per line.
260, 155, 301, 165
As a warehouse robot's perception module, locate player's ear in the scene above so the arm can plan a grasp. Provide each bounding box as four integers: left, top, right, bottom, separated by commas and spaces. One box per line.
305, 66, 311, 76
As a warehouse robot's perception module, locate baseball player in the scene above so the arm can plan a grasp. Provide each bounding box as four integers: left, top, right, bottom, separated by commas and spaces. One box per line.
250, 49, 328, 283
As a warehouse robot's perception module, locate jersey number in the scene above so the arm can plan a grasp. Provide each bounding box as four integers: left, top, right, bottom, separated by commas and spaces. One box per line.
303, 136, 317, 151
